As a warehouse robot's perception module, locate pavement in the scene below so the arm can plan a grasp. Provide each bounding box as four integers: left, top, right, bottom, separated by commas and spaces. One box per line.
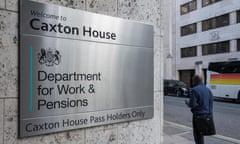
163, 121, 240, 144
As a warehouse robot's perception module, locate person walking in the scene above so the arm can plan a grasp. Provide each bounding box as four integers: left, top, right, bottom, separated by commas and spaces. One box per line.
185, 75, 214, 144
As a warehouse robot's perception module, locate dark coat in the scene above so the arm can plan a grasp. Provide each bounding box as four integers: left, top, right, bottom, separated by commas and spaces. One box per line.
188, 84, 213, 115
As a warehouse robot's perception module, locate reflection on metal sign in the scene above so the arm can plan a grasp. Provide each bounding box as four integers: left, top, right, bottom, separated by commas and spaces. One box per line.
20, 0, 154, 137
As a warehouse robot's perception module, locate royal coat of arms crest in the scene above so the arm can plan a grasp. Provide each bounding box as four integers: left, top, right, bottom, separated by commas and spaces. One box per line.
38, 48, 61, 66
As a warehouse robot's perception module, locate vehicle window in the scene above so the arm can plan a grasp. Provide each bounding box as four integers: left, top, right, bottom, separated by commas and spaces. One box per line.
164, 80, 169, 86
169, 81, 175, 87
178, 81, 186, 87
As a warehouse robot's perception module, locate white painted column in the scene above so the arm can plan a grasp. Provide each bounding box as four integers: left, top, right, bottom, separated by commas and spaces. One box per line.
230, 12, 237, 25
230, 40, 236, 52
166, 0, 173, 79
195, 61, 203, 77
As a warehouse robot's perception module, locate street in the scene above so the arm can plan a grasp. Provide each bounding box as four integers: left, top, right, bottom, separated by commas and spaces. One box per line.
164, 96, 240, 140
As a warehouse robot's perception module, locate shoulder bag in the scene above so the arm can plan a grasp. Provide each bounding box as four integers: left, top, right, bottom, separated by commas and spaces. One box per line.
195, 97, 216, 136
195, 114, 216, 136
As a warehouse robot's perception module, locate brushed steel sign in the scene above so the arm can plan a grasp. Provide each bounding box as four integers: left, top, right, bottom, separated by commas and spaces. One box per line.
20, 0, 154, 137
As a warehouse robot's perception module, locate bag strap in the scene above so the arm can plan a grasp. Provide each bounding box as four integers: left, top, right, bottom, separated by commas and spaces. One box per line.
209, 94, 212, 115
209, 97, 210, 114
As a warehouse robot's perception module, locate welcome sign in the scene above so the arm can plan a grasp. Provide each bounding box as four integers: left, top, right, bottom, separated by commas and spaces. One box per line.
20, 0, 154, 137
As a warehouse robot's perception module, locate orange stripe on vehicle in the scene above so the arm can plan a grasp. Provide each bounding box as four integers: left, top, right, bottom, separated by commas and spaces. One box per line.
210, 74, 240, 85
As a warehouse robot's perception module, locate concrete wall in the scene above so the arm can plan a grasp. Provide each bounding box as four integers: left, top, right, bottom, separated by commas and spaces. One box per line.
0, 0, 163, 144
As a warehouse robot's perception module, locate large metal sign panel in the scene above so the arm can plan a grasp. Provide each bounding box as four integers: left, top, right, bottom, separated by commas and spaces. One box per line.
20, 0, 153, 137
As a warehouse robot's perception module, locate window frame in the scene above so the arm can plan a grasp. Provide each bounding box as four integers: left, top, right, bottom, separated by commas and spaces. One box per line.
237, 10, 240, 23
181, 23, 197, 36
181, 46, 197, 58
202, 14, 229, 31
202, 41, 230, 55
181, 0, 197, 15
202, 0, 222, 7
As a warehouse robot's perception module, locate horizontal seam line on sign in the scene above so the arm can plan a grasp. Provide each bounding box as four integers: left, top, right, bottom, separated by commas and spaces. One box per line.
21, 105, 153, 120
21, 33, 154, 49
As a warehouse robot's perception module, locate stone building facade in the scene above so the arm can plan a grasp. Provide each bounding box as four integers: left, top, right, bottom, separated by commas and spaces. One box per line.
0, 0, 163, 143
175, 0, 240, 87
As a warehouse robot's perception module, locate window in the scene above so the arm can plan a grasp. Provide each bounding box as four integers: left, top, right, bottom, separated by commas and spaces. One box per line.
181, 0, 197, 15
202, 41, 230, 55
202, 14, 229, 31
237, 10, 240, 23
181, 46, 197, 58
202, 0, 222, 7
237, 39, 240, 51
181, 23, 197, 36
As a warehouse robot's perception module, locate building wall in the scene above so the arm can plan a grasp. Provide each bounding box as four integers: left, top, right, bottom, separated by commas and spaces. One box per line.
162, 0, 178, 80
175, 0, 240, 83
0, 0, 163, 143
162, 0, 171, 79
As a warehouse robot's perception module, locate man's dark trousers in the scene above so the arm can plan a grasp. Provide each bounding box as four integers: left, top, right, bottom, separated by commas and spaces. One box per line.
193, 116, 204, 144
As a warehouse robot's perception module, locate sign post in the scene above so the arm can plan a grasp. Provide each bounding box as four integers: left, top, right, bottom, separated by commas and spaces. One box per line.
20, 0, 154, 137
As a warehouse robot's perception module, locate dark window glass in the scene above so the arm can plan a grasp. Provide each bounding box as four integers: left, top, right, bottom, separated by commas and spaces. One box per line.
181, 0, 197, 15
202, 41, 230, 55
181, 46, 197, 58
202, 0, 222, 7
237, 39, 240, 51
202, 14, 229, 31
181, 23, 197, 36
237, 10, 240, 23
209, 61, 240, 73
